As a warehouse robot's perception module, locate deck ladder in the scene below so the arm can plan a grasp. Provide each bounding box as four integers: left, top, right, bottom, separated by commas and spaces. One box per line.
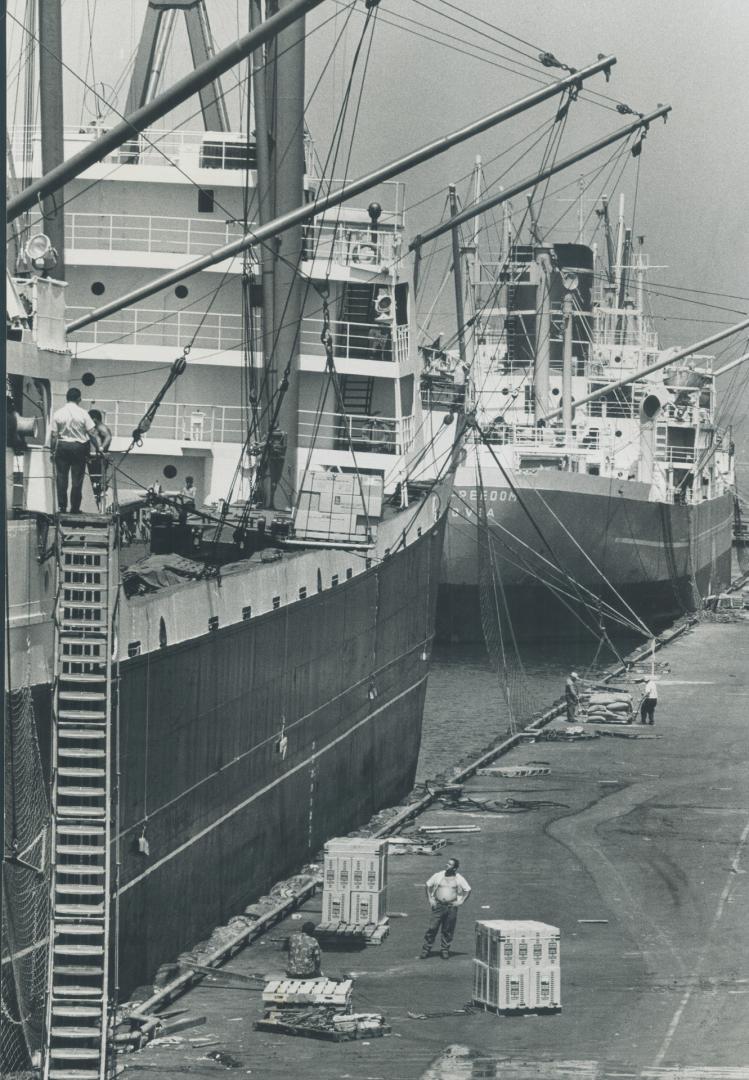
42, 514, 117, 1080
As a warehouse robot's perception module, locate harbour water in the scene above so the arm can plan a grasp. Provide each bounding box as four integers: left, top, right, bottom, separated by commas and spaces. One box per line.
417, 635, 638, 781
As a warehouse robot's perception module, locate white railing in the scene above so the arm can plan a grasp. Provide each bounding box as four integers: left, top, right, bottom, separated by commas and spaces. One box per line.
661, 446, 696, 465
484, 423, 603, 452
66, 305, 245, 351
94, 399, 245, 443
298, 410, 412, 455
303, 221, 400, 267
300, 318, 407, 363
66, 212, 250, 258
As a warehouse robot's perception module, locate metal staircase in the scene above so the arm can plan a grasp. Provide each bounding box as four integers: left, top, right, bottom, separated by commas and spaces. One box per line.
42, 514, 117, 1080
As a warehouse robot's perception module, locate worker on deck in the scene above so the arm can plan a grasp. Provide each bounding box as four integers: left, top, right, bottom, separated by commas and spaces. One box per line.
285, 921, 322, 979
640, 677, 658, 725
51, 387, 103, 513
420, 857, 471, 960
180, 476, 197, 511
565, 670, 580, 722
87, 409, 112, 507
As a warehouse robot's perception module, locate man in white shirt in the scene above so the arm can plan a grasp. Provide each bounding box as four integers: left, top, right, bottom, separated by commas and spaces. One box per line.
640, 678, 658, 725
420, 857, 472, 960
51, 388, 102, 513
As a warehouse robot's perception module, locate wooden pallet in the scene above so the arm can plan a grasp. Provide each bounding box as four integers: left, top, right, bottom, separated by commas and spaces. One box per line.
254, 1014, 390, 1042
262, 978, 352, 1008
314, 919, 390, 946
472, 999, 561, 1016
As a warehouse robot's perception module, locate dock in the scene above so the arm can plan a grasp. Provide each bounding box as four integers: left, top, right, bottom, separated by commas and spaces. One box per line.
118, 620, 749, 1079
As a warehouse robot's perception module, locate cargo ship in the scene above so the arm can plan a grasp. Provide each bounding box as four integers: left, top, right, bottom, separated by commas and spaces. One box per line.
420, 190, 736, 641
3, 3, 453, 1071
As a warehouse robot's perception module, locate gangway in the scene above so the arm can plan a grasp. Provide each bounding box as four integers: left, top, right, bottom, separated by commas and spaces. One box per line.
42, 514, 117, 1080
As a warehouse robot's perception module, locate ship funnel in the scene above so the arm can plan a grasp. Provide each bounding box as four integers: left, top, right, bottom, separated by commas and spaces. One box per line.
640, 386, 669, 421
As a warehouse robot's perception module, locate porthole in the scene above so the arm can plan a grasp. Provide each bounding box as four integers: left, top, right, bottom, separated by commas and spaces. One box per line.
615, 430, 623, 438
175, 285, 189, 299
551, 387, 560, 396
91, 281, 105, 296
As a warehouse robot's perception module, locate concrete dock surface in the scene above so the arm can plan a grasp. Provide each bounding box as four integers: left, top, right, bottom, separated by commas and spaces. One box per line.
121, 622, 749, 1080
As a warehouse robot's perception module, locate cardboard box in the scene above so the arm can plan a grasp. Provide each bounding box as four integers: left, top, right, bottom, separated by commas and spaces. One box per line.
350, 887, 388, 926
473, 921, 561, 1012
322, 890, 350, 924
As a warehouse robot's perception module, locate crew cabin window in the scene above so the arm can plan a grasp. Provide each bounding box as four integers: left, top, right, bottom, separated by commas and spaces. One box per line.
198, 189, 215, 213
127, 641, 141, 658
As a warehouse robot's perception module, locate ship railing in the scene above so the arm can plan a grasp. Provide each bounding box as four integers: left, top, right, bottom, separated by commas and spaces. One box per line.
61, 212, 402, 267
420, 381, 463, 409
660, 446, 697, 465
306, 178, 406, 228
93, 399, 246, 443
298, 410, 413, 454
66, 305, 246, 351
300, 318, 407, 364
303, 221, 400, 267
65, 212, 251, 257
591, 325, 659, 349
482, 423, 601, 451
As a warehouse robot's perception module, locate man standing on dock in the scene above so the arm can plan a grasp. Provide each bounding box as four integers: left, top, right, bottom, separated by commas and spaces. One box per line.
640, 677, 658, 725
421, 858, 472, 960
565, 671, 580, 722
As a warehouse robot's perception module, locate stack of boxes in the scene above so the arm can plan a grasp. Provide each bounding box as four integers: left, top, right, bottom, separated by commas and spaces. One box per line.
473, 920, 561, 1013
322, 837, 389, 926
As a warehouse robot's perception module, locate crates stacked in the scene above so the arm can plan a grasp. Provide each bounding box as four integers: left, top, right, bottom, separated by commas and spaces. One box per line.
322, 837, 388, 926
473, 920, 561, 1013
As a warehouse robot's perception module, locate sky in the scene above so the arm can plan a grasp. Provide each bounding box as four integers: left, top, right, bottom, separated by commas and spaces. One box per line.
6, 0, 749, 475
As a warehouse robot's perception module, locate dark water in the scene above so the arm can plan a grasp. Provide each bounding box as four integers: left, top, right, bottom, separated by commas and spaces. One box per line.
416, 635, 636, 781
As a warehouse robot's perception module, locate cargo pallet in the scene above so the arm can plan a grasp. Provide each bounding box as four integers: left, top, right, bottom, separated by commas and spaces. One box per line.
314, 919, 390, 946
471, 999, 561, 1017
254, 1015, 390, 1042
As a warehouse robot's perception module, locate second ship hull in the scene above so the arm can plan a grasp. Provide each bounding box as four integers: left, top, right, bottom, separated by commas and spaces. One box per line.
437, 467, 733, 642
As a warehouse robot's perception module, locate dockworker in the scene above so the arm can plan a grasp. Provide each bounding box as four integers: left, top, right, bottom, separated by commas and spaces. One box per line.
565, 671, 580, 722
640, 676, 658, 725
51, 388, 103, 513
285, 921, 322, 979
420, 857, 472, 960
87, 409, 112, 507
180, 475, 197, 511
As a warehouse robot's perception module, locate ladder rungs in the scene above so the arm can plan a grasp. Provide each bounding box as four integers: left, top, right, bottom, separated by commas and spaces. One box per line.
57, 710, 107, 721
58, 748, 106, 758
52, 1005, 102, 1018
58, 767, 106, 778
59, 622, 108, 632
54, 924, 105, 935
49, 1047, 101, 1059
59, 673, 107, 684
57, 786, 106, 798
50, 1026, 102, 1039
57, 806, 106, 818
54, 944, 105, 956
60, 600, 108, 610
55, 883, 104, 895
58, 691, 107, 702
53, 967, 104, 979
54, 904, 105, 918
59, 634, 107, 644
55, 860, 106, 871
56, 824, 105, 836
58, 730, 106, 741
48, 1070, 101, 1079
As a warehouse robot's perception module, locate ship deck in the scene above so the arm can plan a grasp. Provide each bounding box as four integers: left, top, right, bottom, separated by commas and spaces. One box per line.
122, 619, 749, 1079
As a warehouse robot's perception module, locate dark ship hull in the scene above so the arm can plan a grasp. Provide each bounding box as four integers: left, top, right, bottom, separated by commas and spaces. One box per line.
437, 470, 733, 642
12, 496, 447, 997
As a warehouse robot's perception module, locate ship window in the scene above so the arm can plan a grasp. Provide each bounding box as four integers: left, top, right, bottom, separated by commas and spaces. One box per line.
91, 281, 105, 296
242, 605, 252, 620
366, 557, 372, 569
331, 574, 339, 588
417, 527, 422, 537
346, 568, 353, 580
175, 285, 189, 299
317, 569, 323, 593
208, 616, 219, 631
272, 595, 281, 609
299, 586, 307, 599
127, 640, 141, 658
198, 188, 215, 213
159, 617, 167, 648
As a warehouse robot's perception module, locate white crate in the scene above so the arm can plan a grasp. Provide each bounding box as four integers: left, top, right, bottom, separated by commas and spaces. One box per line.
322, 890, 350, 924
350, 887, 388, 926
473, 921, 561, 1012
323, 838, 388, 895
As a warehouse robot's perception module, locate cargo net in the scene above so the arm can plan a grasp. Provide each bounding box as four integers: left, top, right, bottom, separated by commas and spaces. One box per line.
476, 484, 541, 736
2, 686, 50, 1077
